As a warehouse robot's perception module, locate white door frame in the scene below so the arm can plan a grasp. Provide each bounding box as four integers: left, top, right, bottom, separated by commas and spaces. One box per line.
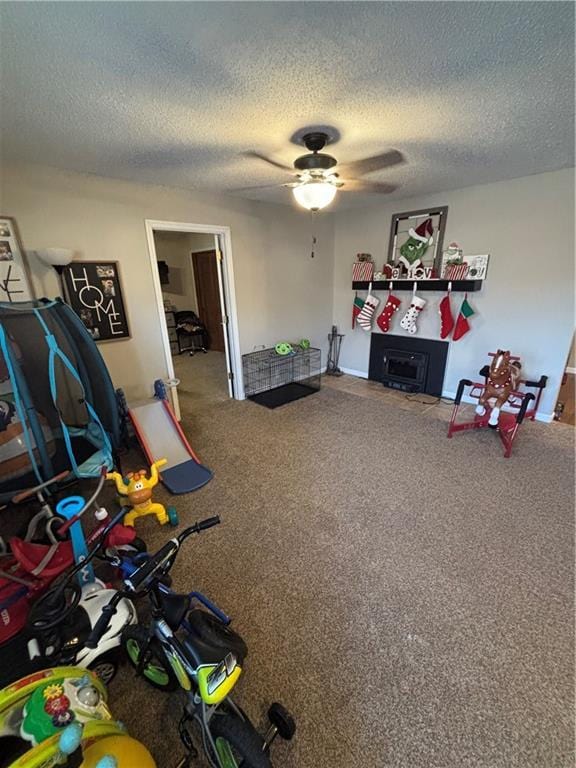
144, 219, 244, 419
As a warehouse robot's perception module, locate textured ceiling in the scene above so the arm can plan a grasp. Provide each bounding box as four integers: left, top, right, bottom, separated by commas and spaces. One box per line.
1, 2, 574, 208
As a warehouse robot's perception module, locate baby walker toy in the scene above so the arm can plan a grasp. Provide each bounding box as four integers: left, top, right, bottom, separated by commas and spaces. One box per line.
107, 460, 178, 529
0, 666, 155, 767
447, 350, 547, 458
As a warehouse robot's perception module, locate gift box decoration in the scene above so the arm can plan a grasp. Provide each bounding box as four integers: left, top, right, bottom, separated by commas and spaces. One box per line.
352, 262, 374, 281
444, 262, 469, 280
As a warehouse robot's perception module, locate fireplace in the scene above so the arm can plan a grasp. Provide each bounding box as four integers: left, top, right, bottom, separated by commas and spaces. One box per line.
369, 334, 448, 396
382, 349, 428, 392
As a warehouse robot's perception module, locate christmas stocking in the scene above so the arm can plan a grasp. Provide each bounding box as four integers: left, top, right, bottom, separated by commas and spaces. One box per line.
356, 293, 380, 331
352, 293, 365, 329
453, 297, 475, 341
376, 294, 401, 333
399, 296, 426, 335
438, 293, 454, 339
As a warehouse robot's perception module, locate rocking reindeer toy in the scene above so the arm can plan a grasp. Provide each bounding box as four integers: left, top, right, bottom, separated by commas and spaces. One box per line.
448, 350, 547, 458
476, 350, 522, 427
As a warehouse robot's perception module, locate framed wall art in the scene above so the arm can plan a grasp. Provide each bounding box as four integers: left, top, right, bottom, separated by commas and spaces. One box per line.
62, 261, 130, 342
386, 206, 448, 278
0, 216, 35, 303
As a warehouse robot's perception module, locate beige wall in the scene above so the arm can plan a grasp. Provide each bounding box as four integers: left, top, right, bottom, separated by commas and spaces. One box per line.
2, 162, 572, 418
155, 231, 201, 312
333, 168, 575, 419
1, 164, 334, 401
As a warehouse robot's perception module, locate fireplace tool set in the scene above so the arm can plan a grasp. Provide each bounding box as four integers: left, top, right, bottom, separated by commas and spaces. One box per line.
326, 326, 344, 376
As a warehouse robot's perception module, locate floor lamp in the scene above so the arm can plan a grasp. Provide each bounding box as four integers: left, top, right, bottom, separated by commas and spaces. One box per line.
35, 248, 74, 299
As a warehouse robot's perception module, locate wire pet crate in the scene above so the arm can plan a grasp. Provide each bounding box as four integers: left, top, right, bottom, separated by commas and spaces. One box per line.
243, 347, 322, 408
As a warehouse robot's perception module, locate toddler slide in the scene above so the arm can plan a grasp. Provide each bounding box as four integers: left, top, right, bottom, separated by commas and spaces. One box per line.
129, 399, 213, 494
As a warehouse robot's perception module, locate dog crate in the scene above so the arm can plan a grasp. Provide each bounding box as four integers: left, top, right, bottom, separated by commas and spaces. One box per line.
242, 347, 321, 408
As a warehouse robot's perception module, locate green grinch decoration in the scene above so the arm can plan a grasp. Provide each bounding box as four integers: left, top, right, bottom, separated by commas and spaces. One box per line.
398, 217, 434, 272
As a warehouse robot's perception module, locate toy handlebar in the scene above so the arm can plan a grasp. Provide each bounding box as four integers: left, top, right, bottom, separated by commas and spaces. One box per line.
85, 592, 123, 649
125, 516, 221, 593
455, 379, 473, 405
11, 470, 71, 504
86, 516, 221, 646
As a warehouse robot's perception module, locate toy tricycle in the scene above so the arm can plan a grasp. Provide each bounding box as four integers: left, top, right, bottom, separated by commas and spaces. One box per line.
107, 460, 178, 529
0, 666, 156, 767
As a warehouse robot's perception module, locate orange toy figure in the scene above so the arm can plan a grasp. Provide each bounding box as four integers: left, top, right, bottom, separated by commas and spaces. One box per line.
107, 459, 179, 528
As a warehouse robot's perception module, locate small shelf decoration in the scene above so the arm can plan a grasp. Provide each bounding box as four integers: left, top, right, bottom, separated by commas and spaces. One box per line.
440, 243, 490, 281
351, 253, 374, 282
0, 216, 34, 303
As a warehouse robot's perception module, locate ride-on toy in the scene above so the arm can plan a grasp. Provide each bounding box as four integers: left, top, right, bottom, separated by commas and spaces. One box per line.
447, 350, 547, 458
0, 503, 138, 688
0, 666, 155, 767
86, 517, 296, 768
0, 470, 143, 645
107, 460, 178, 528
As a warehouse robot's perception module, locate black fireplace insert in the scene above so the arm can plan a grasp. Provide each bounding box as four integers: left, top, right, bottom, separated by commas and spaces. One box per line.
382, 349, 429, 392
369, 334, 448, 396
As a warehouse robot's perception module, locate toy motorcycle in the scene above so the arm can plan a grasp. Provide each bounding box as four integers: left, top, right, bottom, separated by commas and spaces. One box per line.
86, 517, 296, 768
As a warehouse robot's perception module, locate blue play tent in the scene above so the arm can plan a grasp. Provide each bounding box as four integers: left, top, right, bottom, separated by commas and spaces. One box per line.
0, 299, 121, 502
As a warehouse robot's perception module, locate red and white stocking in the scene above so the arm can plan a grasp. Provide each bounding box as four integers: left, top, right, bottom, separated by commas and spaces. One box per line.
376, 294, 401, 333
438, 292, 454, 339
356, 293, 380, 331
400, 295, 426, 335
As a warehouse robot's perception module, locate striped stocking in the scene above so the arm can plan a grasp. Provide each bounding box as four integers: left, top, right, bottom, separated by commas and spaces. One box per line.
356, 294, 380, 331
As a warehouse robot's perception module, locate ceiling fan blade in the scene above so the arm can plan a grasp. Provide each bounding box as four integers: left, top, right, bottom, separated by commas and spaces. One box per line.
342, 179, 398, 194
230, 183, 285, 192
338, 149, 405, 178
242, 151, 293, 172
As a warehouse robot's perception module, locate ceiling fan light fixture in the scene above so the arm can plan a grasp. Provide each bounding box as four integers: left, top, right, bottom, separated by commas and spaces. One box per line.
292, 180, 337, 212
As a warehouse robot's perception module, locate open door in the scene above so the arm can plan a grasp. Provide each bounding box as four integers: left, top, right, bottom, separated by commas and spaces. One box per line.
214, 234, 235, 398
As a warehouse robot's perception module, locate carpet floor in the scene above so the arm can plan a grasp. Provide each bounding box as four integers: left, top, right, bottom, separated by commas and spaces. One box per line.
108, 386, 574, 768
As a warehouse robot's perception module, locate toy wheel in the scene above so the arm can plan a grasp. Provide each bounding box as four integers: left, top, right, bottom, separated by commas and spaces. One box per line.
122, 624, 178, 691
210, 713, 271, 768
275, 342, 293, 356
267, 702, 296, 741
167, 506, 179, 526
89, 650, 120, 685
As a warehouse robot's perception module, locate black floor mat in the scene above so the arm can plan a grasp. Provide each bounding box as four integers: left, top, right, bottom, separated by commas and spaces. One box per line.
248, 383, 319, 409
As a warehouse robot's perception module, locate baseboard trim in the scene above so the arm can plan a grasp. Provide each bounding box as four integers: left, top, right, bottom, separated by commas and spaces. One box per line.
442, 390, 553, 424
340, 367, 369, 379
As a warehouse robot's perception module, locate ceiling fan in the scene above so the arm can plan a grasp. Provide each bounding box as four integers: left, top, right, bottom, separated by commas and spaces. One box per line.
242, 131, 405, 211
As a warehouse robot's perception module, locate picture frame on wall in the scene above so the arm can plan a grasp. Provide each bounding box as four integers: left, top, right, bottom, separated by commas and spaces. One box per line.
0, 216, 35, 303
386, 206, 448, 277
62, 260, 130, 342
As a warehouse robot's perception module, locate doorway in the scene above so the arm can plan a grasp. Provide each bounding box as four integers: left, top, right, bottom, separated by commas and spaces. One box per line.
145, 220, 243, 419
